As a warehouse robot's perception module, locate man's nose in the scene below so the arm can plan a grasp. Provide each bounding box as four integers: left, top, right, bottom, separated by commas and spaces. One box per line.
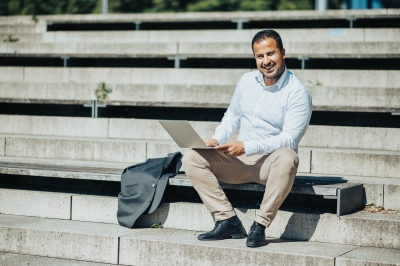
262, 56, 270, 65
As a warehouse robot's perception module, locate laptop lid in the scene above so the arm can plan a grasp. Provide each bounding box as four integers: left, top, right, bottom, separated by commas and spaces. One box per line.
159, 120, 213, 149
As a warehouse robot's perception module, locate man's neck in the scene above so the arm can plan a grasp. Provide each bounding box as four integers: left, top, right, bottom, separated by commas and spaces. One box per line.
263, 74, 281, 87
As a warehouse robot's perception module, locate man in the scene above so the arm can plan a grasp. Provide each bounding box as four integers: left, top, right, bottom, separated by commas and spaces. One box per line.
181, 29, 312, 248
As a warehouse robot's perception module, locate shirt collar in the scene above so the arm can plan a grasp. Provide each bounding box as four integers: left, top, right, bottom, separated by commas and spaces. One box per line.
257, 67, 289, 90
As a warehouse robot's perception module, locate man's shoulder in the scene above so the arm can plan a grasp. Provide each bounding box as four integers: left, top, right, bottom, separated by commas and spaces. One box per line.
286, 70, 309, 92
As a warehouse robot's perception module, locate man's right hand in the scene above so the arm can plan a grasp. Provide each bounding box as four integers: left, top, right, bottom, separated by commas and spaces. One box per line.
203, 138, 219, 147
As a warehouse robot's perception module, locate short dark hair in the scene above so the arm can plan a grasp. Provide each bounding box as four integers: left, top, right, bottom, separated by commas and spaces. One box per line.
251, 29, 284, 53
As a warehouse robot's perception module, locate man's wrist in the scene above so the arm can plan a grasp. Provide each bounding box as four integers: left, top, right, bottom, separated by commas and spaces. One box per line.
243, 140, 257, 156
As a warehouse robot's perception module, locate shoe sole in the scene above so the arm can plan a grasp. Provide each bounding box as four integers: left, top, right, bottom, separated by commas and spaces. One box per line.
246, 241, 268, 248
198, 231, 247, 241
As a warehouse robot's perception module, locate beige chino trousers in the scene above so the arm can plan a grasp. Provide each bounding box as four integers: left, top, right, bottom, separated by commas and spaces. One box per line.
181, 148, 299, 228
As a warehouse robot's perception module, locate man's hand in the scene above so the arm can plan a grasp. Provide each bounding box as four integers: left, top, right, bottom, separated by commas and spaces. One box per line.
203, 138, 219, 147
215, 140, 245, 157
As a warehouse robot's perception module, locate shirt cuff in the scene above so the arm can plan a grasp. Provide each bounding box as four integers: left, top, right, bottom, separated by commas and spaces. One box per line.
211, 134, 225, 146
243, 140, 258, 156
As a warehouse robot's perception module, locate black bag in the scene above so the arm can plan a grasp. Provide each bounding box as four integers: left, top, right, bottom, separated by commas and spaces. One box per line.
117, 152, 182, 228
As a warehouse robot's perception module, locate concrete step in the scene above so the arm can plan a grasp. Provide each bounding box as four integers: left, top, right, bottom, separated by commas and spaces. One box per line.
30, 8, 399, 23
1, 33, 43, 43
2, 134, 400, 178
0, 25, 40, 34
7, 28, 400, 44
1, 116, 399, 152
0, 16, 36, 26
1, 81, 399, 112
0, 193, 399, 251
0, 214, 361, 265
1, 67, 398, 88
1, 42, 398, 58
2, 155, 399, 209
0, 134, 308, 173
310, 147, 400, 179
0, 252, 114, 266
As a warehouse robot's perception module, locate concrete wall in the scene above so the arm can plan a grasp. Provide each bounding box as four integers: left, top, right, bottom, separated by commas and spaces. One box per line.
7, 29, 400, 44
1, 116, 399, 152
1, 67, 399, 88
1, 42, 397, 58
1, 82, 399, 111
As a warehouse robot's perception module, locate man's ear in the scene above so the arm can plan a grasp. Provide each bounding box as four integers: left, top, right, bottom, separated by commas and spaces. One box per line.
282, 48, 286, 59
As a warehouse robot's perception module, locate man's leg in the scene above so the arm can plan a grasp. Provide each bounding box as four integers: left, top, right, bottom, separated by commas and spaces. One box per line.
181, 149, 263, 240
246, 148, 299, 247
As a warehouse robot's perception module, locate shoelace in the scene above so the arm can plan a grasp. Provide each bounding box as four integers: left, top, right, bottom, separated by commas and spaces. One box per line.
250, 224, 263, 234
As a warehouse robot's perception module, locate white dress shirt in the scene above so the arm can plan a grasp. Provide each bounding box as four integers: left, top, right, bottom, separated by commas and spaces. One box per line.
211, 67, 312, 155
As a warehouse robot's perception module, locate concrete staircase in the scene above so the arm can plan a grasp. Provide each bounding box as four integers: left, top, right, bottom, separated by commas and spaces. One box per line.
1, 9, 400, 266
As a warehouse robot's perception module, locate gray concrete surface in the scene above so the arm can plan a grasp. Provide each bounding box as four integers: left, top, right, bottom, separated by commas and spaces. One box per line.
293, 69, 395, 88
3, 128, 396, 176
335, 246, 400, 266
0, 212, 398, 266
119, 228, 356, 266
301, 126, 400, 151
1, 42, 398, 58
9, 29, 400, 44
21, 67, 246, 85
0, 252, 115, 266
108, 119, 220, 140
32, 9, 396, 23
339, 212, 400, 249
311, 148, 400, 178
0, 33, 43, 43
0, 115, 109, 138
308, 86, 400, 110
35, 29, 366, 44
0, 82, 48, 99
72, 195, 118, 224
5, 136, 147, 163
0, 136, 4, 156
11, 29, 399, 44
68, 194, 400, 249
0, 188, 72, 219
286, 42, 399, 58
179, 42, 399, 58
0, 67, 23, 83
0, 42, 178, 56
0, 25, 36, 34
1, 157, 398, 207
2, 187, 400, 249
0, 214, 135, 264
384, 184, 400, 210
0, 157, 123, 181
1, 67, 398, 89
0, 16, 35, 25
1, 81, 399, 112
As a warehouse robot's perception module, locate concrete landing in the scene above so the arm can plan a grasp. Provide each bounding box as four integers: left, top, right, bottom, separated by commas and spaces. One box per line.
0, 214, 399, 265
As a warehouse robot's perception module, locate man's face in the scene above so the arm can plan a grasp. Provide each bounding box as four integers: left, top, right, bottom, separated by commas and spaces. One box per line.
253, 37, 286, 86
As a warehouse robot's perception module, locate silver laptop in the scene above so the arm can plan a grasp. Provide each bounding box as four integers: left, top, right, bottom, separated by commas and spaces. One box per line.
159, 120, 215, 149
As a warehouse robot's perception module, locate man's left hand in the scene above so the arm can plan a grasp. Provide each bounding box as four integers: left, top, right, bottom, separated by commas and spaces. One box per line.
215, 140, 245, 157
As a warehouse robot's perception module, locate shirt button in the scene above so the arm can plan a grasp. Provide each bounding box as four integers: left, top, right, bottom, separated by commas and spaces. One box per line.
152, 184, 156, 188
148, 199, 151, 202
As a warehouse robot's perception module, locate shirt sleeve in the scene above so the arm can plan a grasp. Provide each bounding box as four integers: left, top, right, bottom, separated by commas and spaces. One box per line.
211, 76, 243, 145
243, 87, 312, 155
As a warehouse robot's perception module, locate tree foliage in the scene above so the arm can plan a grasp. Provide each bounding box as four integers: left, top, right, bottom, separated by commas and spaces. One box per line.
2, 0, 98, 16
0, 0, 327, 16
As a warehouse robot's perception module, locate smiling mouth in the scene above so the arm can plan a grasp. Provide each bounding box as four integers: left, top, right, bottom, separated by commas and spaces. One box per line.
263, 64, 275, 72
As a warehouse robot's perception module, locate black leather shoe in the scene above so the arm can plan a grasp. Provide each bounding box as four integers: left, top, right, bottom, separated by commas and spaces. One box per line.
246, 221, 267, 247
198, 215, 247, 241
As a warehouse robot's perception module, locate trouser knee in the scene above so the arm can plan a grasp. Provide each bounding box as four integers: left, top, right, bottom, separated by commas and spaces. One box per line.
181, 149, 203, 176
